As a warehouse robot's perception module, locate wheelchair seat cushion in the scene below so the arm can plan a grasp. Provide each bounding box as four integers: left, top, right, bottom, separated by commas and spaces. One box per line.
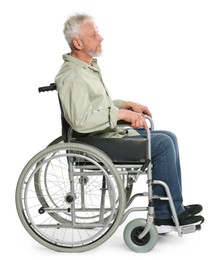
73, 138, 147, 163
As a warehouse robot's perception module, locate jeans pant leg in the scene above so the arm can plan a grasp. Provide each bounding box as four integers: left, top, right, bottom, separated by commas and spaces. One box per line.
124, 129, 185, 219
154, 130, 182, 190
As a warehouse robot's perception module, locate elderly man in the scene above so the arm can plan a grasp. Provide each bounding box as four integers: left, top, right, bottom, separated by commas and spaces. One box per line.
55, 13, 204, 234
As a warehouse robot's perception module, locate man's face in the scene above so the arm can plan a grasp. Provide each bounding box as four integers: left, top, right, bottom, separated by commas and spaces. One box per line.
78, 21, 103, 58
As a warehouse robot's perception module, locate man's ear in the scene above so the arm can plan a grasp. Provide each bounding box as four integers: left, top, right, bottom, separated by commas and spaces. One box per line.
72, 38, 83, 50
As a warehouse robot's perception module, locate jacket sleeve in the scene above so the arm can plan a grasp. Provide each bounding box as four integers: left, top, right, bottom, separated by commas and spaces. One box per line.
57, 80, 119, 133
113, 99, 124, 108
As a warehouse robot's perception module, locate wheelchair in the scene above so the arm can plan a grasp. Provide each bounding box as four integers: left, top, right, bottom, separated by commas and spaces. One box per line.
15, 83, 202, 253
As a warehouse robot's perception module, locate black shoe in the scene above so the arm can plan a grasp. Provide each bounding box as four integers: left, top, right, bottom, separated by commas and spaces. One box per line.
184, 204, 203, 215
154, 211, 204, 234
176, 211, 204, 226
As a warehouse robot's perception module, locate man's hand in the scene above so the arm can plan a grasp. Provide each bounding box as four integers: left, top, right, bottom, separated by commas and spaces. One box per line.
118, 109, 149, 129
121, 101, 152, 118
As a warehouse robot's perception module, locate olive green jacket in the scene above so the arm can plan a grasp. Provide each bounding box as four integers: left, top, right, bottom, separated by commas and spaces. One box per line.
55, 54, 139, 138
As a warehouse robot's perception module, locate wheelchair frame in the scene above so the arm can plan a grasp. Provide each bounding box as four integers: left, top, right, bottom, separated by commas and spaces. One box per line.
15, 83, 201, 253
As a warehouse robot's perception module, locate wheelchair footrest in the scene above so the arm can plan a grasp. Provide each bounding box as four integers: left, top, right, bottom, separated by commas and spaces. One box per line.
181, 224, 202, 234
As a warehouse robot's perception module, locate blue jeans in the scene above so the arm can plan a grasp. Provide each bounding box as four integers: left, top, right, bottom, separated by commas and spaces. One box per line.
124, 129, 185, 219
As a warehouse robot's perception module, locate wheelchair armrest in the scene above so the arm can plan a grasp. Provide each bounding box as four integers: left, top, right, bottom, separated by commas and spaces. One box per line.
117, 120, 130, 125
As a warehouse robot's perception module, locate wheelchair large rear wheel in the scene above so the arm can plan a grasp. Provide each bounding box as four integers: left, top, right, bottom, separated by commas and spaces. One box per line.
15, 143, 126, 252
47, 136, 133, 202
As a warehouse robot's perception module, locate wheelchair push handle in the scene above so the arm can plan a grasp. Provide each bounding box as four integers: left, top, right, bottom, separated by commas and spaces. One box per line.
38, 83, 56, 93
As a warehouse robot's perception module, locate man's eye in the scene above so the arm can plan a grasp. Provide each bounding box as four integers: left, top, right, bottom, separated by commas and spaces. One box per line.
91, 31, 99, 37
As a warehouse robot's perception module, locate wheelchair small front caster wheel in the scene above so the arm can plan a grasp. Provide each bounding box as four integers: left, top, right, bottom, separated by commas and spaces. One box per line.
123, 218, 158, 253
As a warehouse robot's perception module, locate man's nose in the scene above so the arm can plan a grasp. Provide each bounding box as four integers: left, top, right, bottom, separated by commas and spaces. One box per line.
98, 33, 103, 41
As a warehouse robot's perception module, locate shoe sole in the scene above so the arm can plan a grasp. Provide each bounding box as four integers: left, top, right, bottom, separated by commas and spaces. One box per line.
155, 219, 203, 235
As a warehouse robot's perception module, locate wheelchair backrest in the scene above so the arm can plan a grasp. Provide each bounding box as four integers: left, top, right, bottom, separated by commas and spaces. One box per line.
38, 83, 89, 142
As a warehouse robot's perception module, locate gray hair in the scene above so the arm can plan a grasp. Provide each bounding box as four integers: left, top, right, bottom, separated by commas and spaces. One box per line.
63, 13, 94, 51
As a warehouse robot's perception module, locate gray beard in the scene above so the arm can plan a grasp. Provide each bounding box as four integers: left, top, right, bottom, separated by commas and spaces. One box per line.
86, 49, 103, 58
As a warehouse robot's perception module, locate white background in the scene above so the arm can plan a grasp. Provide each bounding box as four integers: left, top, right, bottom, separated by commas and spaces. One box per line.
1, 0, 217, 258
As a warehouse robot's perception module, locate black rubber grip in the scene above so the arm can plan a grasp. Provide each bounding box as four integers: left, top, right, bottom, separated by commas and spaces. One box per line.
38, 83, 56, 93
